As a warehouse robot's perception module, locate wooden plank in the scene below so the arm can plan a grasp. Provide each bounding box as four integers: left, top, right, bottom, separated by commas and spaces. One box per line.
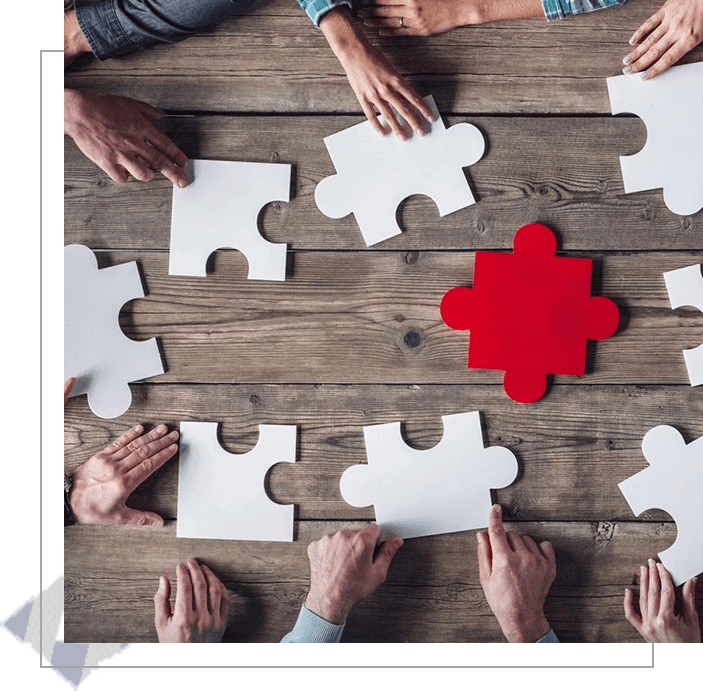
64, 383, 703, 522
64, 115, 703, 252
64, 520, 703, 643
64, 1, 703, 115
61, 249, 703, 385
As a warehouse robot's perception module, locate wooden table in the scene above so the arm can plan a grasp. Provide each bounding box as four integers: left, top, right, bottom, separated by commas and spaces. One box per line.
64, 0, 703, 643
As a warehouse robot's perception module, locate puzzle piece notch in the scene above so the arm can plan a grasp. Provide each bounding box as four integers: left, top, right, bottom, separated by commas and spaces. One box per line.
315, 95, 485, 247
607, 62, 703, 216
663, 263, 703, 386
340, 411, 518, 540
170, 159, 291, 279
64, 244, 164, 419
177, 421, 297, 542
440, 224, 619, 403
618, 425, 703, 586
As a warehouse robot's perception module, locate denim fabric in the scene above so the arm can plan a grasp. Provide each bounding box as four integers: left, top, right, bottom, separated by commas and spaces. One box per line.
75, 0, 248, 59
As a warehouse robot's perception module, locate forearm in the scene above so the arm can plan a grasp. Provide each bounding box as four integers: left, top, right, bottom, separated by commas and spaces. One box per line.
465, 0, 544, 25
319, 6, 369, 66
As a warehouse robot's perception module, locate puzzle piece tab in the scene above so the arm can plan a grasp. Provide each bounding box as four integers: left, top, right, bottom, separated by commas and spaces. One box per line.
607, 62, 703, 216
64, 244, 164, 419
340, 411, 518, 540
315, 95, 485, 246
177, 421, 297, 542
618, 425, 703, 586
170, 159, 291, 279
440, 224, 619, 403
663, 264, 703, 386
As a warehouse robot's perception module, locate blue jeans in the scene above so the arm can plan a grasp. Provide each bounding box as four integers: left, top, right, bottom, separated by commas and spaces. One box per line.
75, 0, 247, 60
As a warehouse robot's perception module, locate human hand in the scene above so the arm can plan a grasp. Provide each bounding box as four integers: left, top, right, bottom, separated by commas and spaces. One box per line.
624, 559, 701, 643
623, 0, 703, 80
359, 0, 543, 37
64, 378, 76, 406
304, 524, 403, 624
476, 504, 556, 642
69, 423, 179, 526
319, 7, 436, 139
64, 89, 189, 187
154, 559, 230, 643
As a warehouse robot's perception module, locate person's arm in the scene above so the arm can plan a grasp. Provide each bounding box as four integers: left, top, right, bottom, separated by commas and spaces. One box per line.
281, 524, 403, 642
317, 6, 436, 139
624, 560, 701, 643
476, 504, 558, 643
623, 0, 703, 80
361, 0, 628, 36
154, 559, 230, 642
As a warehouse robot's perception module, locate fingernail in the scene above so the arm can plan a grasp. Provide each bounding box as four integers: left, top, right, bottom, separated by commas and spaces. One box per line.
156, 424, 167, 433
178, 178, 188, 188
622, 66, 632, 74
629, 34, 636, 45
623, 54, 632, 65
492, 503, 501, 515
476, 531, 485, 543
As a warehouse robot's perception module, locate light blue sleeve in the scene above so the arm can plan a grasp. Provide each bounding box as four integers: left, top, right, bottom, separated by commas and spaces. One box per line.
541, 0, 629, 21
280, 605, 345, 642
295, 0, 353, 26
536, 629, 560, 642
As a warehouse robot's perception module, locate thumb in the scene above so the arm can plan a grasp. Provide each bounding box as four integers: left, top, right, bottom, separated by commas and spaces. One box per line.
682, 577, 699, 624
135, 99, 165, 121
118, 507, 164, 527
374, 536, 403, 577
154, 576, 172, 627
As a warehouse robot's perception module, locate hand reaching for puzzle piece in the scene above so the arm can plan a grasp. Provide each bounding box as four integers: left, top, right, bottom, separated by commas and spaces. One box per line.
154, 559, 230, 643
64, 89, 189, 187
624, 0, 703, 80
68, 420, 179, 526
624, 559, 701, 643
477, 504, 557, 643
304, 524, 404, 624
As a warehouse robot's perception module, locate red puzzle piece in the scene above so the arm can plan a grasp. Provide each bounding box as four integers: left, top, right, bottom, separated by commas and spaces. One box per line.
440, 223, 619, 403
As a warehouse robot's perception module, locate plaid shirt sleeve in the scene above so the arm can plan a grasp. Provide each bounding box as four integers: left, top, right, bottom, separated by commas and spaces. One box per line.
542, 0, 629, 21
296, 0, 353, 26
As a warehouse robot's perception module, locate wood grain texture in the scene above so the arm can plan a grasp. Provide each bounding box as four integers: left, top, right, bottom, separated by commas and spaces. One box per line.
64, 383, 703, 522
64, 520, 703, 643
65, 249, 703, 385
63, 0, 703, 115
64, 115, 703, 252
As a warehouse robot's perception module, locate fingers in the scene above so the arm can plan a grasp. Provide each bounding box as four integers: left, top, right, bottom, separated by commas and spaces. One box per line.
486, 504, 510, 557
681, 576, 699, 624
476, 530, 492, 583
373, 533, 404, 577
108, 424, 147, 456
123, 438, 179, 493
186, 559, 209, 614
638, 562, 649, 621
64, 378, 76, 405
657, 562, 675, 616
538, 540, 557, 574
200, 564, 222, 616
623, 587, 643, 632
628, 9, 663, 47
175, 561, 194, 616
154, 575, 172, 627
646, 559, 661, 620
117, 506, 164, 527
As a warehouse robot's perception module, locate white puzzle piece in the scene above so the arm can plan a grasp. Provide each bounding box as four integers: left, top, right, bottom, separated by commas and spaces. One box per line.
340, 411, 518, 540
315, 95, 485, 246
64, 244, 164, 419
619, 425, 703, 586
177, 421, 297, 542
170, 159, 291, 279
607, 62, 703, 216
663, 264, 703, 386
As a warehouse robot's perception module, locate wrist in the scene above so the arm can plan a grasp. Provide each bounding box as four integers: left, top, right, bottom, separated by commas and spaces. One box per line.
64, 89, 84, 135
501, 612, 551, 643
304, 590, 350, 625
319, 7, 366, 65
